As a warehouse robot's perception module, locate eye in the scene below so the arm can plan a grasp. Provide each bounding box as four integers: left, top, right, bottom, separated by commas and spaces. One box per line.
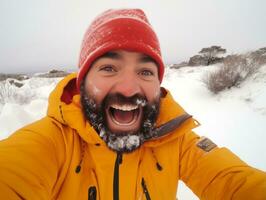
99, 65, 116, 72
139, 69, 154, 76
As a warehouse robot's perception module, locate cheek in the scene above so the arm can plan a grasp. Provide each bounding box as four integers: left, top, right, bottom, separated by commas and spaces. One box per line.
85, 79, 105, 101
154, 87, 161, 99
145, 82, 161, 102
90, 81, 102, 96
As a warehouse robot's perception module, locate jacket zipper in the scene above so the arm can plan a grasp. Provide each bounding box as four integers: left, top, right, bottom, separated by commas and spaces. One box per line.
141, 178, 151, 200
113, 152, 122, 200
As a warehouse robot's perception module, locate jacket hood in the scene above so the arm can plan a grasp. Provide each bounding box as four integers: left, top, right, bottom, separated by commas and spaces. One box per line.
47, 73, 199, 147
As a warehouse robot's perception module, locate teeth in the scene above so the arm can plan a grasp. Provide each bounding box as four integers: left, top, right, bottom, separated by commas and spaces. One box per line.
111, 104, 138, 111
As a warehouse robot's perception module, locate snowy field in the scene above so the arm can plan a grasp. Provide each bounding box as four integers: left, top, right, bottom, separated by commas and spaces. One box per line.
0, 65, 266, 199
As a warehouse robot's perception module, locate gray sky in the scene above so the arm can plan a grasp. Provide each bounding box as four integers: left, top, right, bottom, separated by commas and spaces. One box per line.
0, 0, 266, 73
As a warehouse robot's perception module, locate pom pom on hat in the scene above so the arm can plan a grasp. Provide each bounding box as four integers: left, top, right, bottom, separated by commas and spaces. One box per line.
77, 9, 164, 89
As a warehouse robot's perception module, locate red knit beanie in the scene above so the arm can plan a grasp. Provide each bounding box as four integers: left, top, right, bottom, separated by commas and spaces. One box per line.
76, 9, 164, 89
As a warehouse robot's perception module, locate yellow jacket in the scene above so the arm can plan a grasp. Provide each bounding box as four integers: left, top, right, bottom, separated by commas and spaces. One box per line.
0, 73, 265, 200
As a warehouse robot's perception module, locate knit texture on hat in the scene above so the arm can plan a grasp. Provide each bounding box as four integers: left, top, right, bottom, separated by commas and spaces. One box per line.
77, 9, 164, 89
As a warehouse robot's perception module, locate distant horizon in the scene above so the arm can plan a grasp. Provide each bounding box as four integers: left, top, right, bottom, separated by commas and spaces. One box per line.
1, 45, 265, 74
0, 66, 77, 75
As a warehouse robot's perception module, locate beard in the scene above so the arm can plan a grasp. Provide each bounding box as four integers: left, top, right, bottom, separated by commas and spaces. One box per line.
80, 83, 160, 153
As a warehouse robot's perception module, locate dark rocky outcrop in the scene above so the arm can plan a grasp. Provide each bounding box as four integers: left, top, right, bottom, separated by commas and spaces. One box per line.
0, 73, 29, 82
34, 70, 70, 78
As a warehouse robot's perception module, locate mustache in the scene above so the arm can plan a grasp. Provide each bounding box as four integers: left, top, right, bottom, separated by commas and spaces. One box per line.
103, 93, 147, 108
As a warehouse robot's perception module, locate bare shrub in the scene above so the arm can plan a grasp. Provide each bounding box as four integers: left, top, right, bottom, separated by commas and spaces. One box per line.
0, 81, 35, 105
249, 47, 266, 67
202, 54, 259, 94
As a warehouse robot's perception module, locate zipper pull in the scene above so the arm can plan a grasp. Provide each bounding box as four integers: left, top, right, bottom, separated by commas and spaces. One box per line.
88, 186, 97, 200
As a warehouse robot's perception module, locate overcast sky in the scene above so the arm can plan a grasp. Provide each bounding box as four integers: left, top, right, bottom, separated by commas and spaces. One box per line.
0, 0, 266, 73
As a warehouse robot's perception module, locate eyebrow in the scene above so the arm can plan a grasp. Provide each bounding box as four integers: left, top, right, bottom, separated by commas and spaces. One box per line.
138, 55, 158, 66
98, 51, 121, 59
97, 51, 158, 66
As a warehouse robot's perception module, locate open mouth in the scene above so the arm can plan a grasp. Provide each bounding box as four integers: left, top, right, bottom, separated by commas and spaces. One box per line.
106, 103, 142, 132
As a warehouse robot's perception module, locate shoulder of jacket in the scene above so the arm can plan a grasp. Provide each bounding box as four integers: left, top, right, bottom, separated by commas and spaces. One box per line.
16, 117, 71, 141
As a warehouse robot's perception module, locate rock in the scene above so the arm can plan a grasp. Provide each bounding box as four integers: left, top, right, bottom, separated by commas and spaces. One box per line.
8, 79, 24, 88
0, 74, 29, 82
169, 62, 188, 69
188, 55, 208, 66
35, 70, 70, 78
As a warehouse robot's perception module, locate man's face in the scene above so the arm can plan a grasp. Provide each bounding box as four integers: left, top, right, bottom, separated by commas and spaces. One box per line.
81, 50, 161, 152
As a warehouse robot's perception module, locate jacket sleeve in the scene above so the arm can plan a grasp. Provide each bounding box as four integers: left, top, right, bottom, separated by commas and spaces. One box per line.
0, 117, 65, 200
179, 130, 266, 200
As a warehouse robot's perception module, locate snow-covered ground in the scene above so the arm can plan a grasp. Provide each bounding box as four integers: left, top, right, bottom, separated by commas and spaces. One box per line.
163, 65, 266, 199
0, 65, 265, 199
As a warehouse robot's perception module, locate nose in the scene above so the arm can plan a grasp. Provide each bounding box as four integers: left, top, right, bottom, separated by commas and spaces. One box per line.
113, 72, 142, 97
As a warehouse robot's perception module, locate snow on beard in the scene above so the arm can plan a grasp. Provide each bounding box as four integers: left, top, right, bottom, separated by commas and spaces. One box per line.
80, 83, 160, 153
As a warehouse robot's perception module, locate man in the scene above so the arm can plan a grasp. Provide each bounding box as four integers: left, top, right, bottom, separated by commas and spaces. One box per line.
0, 9, 265, 200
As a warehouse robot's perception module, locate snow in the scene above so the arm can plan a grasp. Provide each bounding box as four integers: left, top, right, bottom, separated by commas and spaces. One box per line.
163, 65, 266, 171
162, 65, 266, 199
0, 77, 61, 139
0, 65, 266, 199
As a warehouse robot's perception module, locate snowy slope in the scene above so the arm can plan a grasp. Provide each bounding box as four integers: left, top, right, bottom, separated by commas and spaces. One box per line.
162, 64, 266, 199
163, 65, 266, 170
0, 65, 265, 199
0, 77, 61, 139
